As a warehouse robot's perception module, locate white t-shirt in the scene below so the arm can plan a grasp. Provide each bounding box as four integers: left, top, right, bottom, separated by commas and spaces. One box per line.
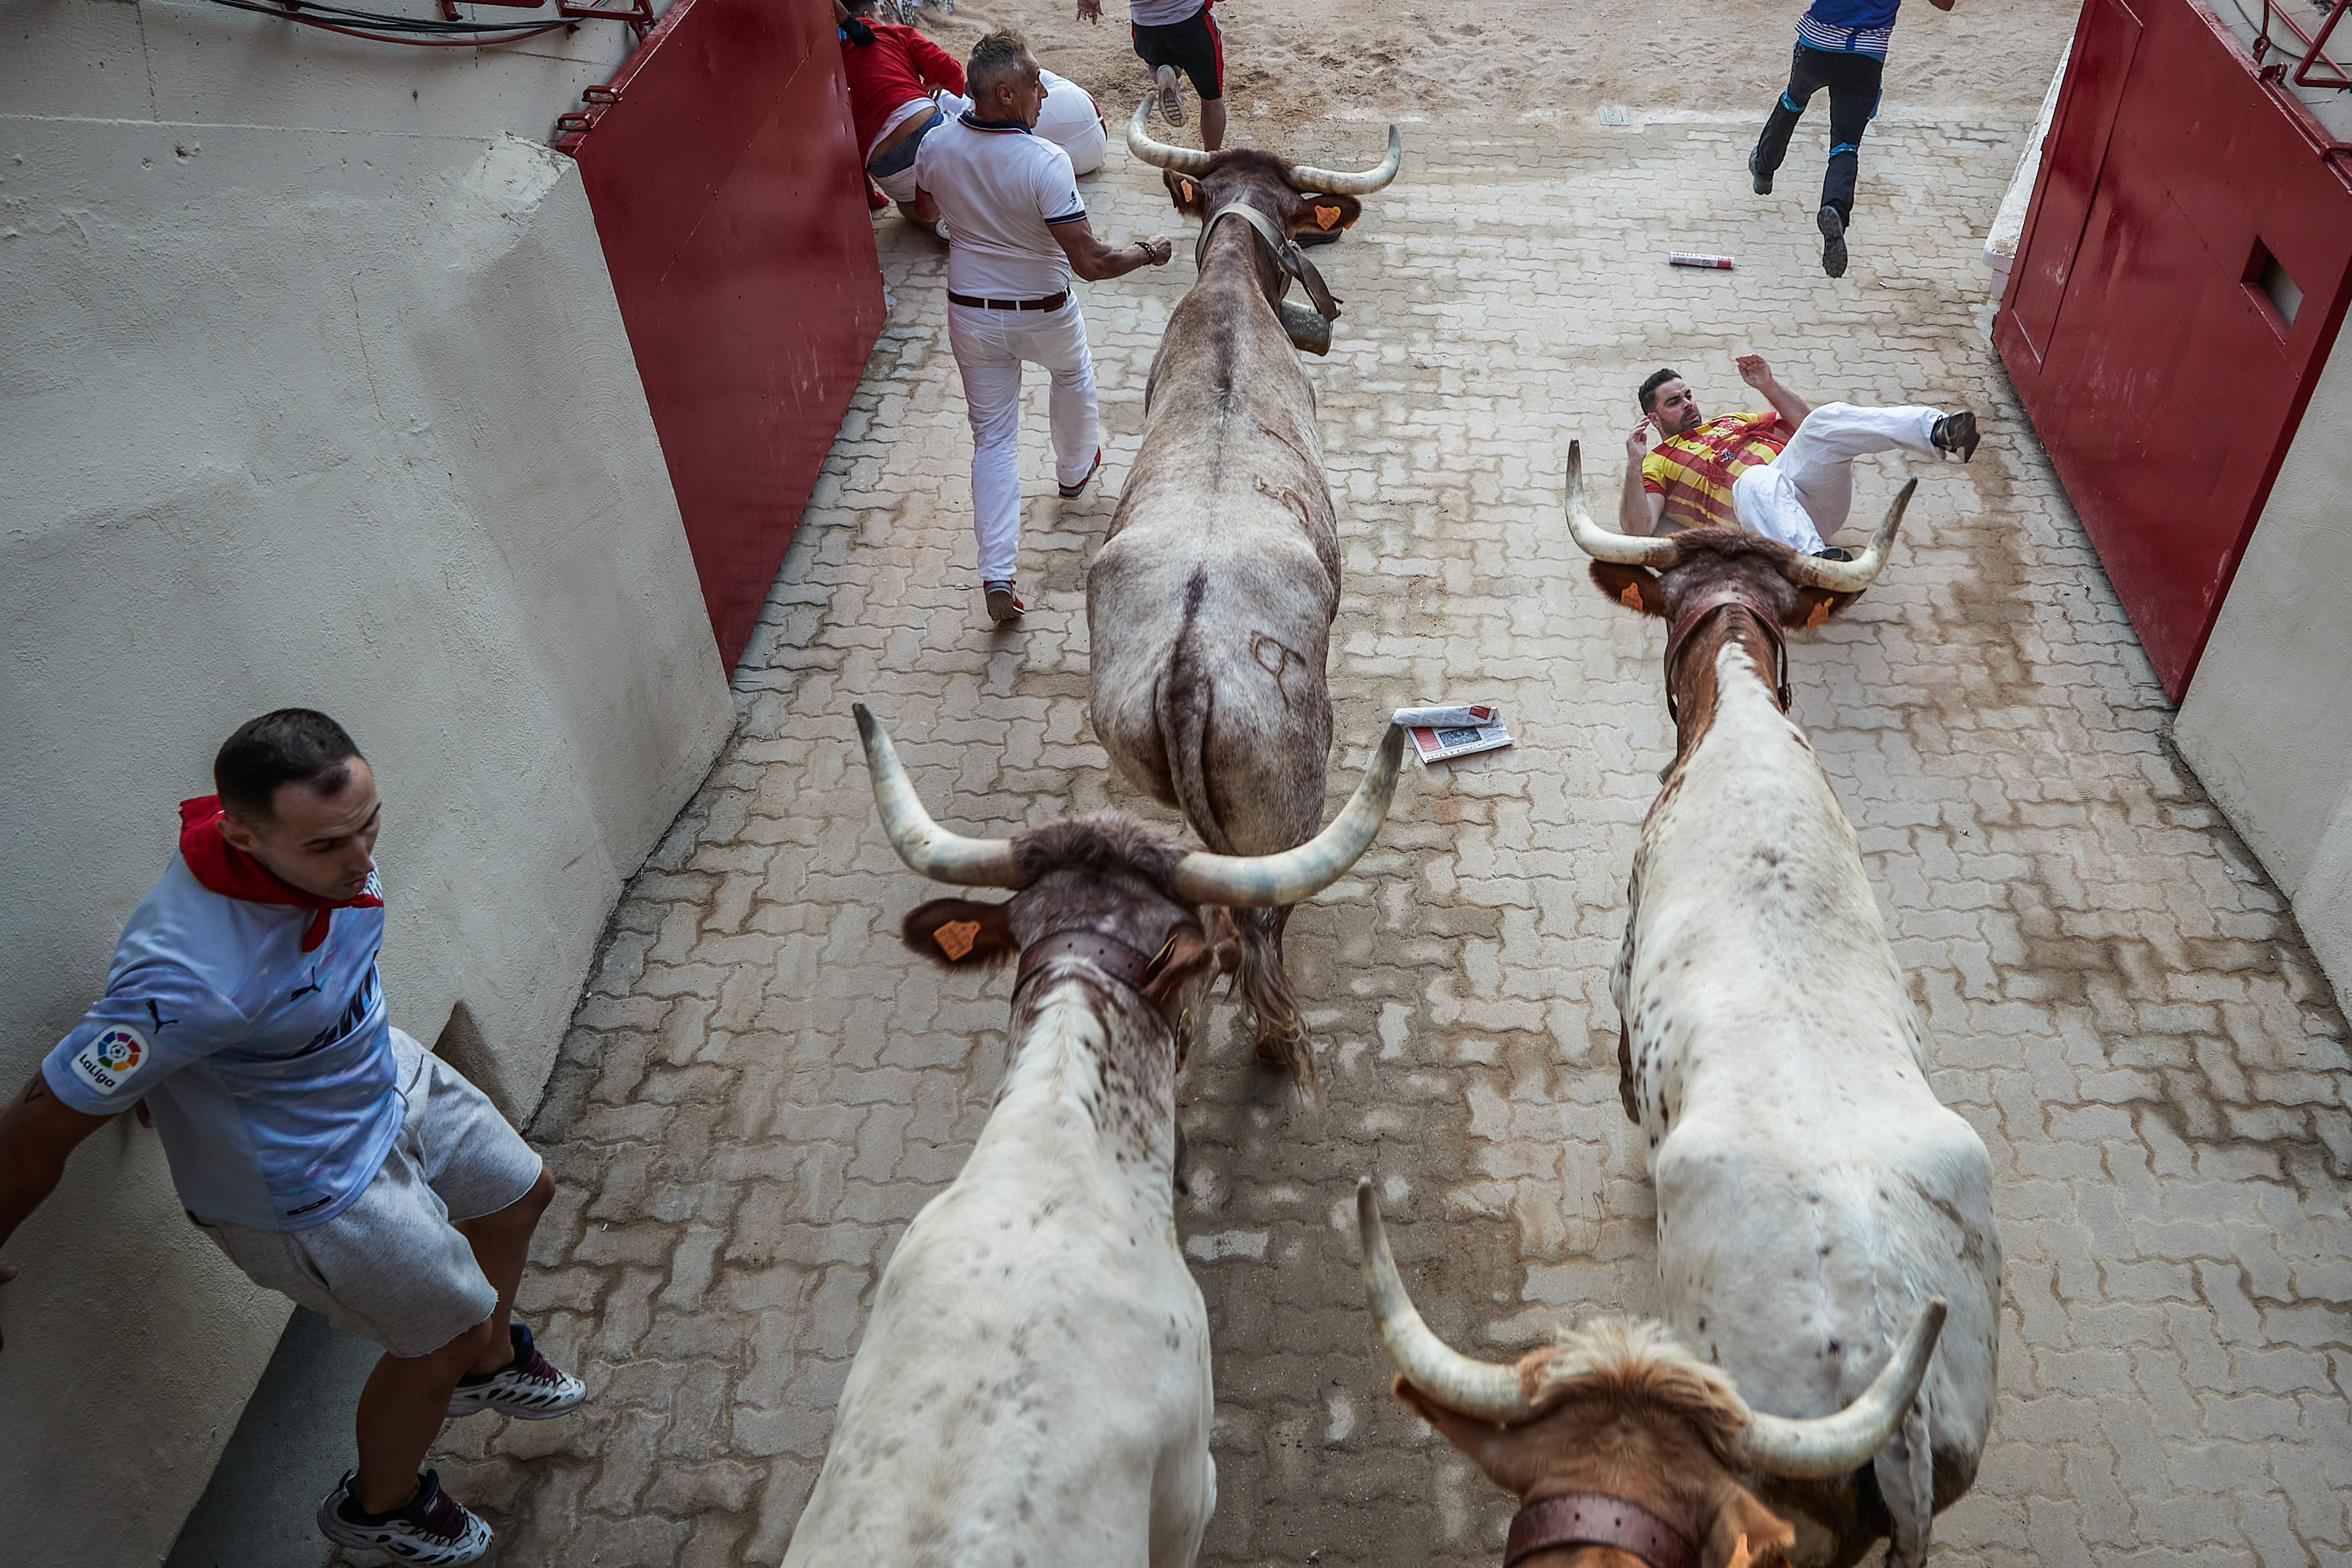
916, 114, 1089, 298
1130, 0, 1204, 26
42, 855, 400, 1230
1035, 70, 1108, 176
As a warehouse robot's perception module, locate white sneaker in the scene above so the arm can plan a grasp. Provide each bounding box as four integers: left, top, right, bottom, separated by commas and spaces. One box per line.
444, 1322, 585, 1420
318, 1469, 492, 1566
1155, 64, 1187, 127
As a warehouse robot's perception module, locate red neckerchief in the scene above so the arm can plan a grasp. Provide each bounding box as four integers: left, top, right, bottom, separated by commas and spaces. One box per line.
178, 795, 383, 953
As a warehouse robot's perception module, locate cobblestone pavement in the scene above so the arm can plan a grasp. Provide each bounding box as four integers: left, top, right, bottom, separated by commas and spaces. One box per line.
383, 111, 2352, 1567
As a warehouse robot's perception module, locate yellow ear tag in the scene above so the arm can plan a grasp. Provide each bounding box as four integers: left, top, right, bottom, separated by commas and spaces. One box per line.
1178, 178, 1196, 203
1314, 204, 1342, 230
1727, 1532, 1754, 1568
1620, 583, 1644, 610
1804, 597, 1832, 628
935, 920, 982, 960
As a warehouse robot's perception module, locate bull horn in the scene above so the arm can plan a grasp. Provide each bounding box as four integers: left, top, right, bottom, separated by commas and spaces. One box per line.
1289, 125, 1404, 196
1168, 724, 1405, 909
1356, 1178, 1534, 1424
1128, 96, 1216, 175
1784, 478, 1914, 594
1726, 1300, 1947, 1479
1562, 441, 1682, 569
853, 704, 1024, 888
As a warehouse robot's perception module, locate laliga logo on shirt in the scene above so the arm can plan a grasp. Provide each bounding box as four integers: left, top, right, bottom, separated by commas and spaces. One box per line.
73, 1025, 147, 1093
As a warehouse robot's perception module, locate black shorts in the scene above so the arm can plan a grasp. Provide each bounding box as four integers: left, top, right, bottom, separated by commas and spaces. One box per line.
1132, 4, 1224, 101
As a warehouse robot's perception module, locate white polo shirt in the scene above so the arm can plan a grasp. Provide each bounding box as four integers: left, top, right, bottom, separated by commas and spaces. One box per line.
916, 112, 1088, 299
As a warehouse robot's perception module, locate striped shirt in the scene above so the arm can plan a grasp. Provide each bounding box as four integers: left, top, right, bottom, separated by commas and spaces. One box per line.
1798, 0, 1899, 56
1641, 413, 1791, 532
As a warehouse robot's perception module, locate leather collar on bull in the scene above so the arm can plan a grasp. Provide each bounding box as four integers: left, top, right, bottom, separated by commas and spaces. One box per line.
1661, 586, 1793, 722
1502, 1491, 1699, 1568
1196, 200, 1343, 325
1013, 926, 1204, 1062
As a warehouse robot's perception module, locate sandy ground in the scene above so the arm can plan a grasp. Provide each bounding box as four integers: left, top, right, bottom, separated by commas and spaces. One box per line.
899, 0, 2082, 138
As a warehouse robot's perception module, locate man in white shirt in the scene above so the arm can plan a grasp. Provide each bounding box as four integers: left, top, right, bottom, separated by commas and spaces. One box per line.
0, 710, 580, 1565
916, 29, 1176, 624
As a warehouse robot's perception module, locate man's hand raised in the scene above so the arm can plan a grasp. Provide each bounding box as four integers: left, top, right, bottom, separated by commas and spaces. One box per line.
1626, 420, 1653, 461
1077, 0, 1102, 21
1736, 353, 1772, 390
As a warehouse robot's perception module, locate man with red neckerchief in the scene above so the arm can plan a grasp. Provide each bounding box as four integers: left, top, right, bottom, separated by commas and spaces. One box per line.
0, 710, 579, 1566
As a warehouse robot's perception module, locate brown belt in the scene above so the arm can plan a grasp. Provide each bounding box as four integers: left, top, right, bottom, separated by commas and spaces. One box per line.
948, 290, 1070, 311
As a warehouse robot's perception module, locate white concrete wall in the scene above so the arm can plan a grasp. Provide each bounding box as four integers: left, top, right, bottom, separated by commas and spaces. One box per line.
0, 2, 736, 1560
2177, 322, 2352, 1009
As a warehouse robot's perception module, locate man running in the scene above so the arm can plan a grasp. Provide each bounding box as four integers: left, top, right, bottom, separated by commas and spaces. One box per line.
1076, 0, 1229, 155
916, 29, 1174, 624
1747, 0, 1959, 276
0, 711, 579, 1565
1621, 355, 1979, 555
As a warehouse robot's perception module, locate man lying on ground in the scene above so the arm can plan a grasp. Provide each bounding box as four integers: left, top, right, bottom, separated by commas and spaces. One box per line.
1621, 355, 1979, 557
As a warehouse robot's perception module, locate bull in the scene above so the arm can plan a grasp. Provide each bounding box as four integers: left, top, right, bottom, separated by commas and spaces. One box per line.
780, 706, 1404, 1568
1351, 451, 2000, 1568
1086, 105, 1401, 1085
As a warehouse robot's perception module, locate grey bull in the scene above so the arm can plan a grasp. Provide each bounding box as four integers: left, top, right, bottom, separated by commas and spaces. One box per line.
1087, 104, 1402, 1085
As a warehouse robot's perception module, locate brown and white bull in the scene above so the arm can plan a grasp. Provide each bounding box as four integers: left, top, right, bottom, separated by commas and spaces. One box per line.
1084, 105, 1400, 1085
1352, 452, 2000, 1568
781, 706, 1404, 1568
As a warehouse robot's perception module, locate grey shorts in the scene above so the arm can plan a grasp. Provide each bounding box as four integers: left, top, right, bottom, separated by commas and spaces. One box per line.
191, 1029, 543, 1359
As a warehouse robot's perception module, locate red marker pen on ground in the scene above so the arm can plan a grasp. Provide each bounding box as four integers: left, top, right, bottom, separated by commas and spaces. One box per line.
1668, 252, 1735, 269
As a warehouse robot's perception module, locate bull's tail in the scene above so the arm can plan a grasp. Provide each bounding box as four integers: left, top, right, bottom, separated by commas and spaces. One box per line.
1158, 588, 1314, 1090
1874, 1382, 1935, 1568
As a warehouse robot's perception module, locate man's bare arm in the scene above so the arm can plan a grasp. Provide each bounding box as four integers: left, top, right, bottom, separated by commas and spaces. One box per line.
1736, 353, 1812, 430
1050, 217, 1174, 282
0, 1072, 110, 1348
1621, 423, 1668, 536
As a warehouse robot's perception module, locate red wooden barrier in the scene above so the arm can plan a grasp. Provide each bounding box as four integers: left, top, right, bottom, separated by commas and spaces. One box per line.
558, 0, 886, 670
1996, 0, 2352, 700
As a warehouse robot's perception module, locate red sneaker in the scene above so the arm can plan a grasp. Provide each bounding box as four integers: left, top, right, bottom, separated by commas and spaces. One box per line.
867, 181, 889, 213
1058, 449, 1103, 499
983, 581, 1026, 623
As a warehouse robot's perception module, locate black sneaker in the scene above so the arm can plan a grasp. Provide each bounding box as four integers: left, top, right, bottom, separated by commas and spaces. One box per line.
1931, 409, 1980, 462
1819, 205, 1847, 278
1749, 146, 1772, 195
446, 1321, 584, 1420
318, 1469, 492, 1565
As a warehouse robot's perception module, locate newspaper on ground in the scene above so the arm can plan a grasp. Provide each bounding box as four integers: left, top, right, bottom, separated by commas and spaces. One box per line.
1393, 704, 1514, 766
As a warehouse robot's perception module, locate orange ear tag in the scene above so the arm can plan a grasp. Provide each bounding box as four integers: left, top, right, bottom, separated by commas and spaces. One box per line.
1178, 178, 1196, 203
1620, 583, 1645, 610
935, 920, 982, 960
1727, 1532, 1754, 1568
1314, 204, 1342, 230
1804, 597, 1832, 628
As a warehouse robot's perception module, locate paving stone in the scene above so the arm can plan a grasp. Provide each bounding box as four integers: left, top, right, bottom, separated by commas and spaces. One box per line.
338, 107, 2352, 1568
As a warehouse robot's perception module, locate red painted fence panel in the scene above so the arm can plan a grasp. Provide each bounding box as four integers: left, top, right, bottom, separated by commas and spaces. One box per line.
559, 0, 885, 670
1996, 0, 2352, 700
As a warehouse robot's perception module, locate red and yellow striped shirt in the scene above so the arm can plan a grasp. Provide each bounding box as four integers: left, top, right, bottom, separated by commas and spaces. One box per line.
1640, 412, 1791, 532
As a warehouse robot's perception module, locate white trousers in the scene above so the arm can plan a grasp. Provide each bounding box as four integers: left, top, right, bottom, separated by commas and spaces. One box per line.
1731, 402, 1940, 554
948, 298, 1100, 581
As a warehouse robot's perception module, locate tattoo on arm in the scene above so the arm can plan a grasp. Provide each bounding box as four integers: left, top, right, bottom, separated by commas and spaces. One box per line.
22, 1082, 45, 1106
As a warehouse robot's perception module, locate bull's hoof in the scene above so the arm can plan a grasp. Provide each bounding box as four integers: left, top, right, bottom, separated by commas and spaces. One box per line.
1278, 299, 1332, 356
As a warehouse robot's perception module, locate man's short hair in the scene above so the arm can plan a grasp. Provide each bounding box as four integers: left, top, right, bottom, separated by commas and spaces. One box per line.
1637, 368, 1683, 414
966, 30, 1030, 103
216, 709, 364, 824
842, 0, 878, 16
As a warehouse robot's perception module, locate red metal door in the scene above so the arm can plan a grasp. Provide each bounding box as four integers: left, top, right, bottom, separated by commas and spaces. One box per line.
1996, 0, 2352, 699
558, 0, 886, 670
